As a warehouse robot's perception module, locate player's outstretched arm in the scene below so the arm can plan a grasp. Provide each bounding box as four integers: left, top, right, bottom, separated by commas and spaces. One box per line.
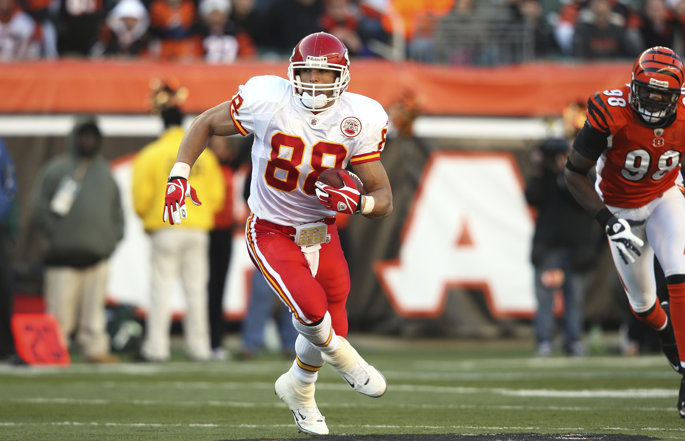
351, 161, 393, 218
176, 101, 238, 167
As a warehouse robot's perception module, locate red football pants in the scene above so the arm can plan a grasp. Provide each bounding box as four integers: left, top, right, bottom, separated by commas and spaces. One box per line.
244, 214, 351, 337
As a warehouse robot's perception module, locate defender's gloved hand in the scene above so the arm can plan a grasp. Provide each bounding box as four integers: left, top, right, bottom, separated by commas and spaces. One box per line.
163, 177, 201, 225
605, 216, 644, 264
314, 172, 361, 214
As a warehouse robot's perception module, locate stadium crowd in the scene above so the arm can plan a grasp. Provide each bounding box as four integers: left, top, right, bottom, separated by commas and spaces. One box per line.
2, 0, 685, 64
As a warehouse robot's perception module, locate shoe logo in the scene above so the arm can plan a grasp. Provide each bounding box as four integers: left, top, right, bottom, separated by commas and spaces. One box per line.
343, 374, 370, 388
296, 410, 306, 420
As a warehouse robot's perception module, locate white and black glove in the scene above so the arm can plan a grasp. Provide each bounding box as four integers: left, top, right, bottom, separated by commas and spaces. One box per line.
597, 208, 644, 265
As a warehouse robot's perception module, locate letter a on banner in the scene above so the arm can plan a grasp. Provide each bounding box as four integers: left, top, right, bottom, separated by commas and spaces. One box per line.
375, 151, 536, 318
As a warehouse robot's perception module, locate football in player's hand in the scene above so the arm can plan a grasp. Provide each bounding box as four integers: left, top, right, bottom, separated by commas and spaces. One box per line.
316, 168, 365, 194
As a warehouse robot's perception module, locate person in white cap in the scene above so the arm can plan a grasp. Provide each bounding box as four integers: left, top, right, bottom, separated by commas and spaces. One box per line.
198, 0, 239, 63
92, 0, 150, 57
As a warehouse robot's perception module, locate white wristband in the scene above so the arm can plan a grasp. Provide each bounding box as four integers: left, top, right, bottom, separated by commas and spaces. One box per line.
169, 162, 191, 180
360, 195, 375, 215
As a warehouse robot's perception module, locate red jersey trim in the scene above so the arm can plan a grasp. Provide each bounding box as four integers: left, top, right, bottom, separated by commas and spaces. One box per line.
350, 152, 380, 164
230, 111, 248, 136
228, 96, 249, 136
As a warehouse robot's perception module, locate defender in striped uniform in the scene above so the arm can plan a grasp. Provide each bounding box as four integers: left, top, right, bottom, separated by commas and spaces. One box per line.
565, 46, 685, 418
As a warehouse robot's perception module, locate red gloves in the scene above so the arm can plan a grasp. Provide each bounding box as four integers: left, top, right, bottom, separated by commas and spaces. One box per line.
163, 177, 201, 225
314, 172, 361, 214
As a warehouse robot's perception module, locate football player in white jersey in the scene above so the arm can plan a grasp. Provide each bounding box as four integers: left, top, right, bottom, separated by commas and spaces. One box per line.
161, 32, 393, 435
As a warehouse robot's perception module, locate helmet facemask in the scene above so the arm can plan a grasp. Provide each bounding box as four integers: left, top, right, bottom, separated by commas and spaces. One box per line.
630, 79, 681, 126
288, 57, 350, 110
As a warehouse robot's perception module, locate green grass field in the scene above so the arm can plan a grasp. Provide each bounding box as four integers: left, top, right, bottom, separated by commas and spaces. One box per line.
1, 335, 684, 441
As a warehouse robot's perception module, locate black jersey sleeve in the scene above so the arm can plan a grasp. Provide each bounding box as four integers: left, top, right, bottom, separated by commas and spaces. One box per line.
572, 121, 608, 162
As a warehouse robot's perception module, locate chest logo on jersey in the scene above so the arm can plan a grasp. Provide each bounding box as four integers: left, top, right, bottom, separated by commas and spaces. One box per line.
653, 128, 665, 148
341, 117, 362, 137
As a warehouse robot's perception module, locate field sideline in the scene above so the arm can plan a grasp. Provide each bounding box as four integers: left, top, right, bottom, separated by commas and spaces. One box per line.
1, 335, 684, 441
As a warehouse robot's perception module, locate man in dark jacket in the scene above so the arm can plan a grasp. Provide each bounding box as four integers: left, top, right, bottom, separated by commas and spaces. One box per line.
0, 138, 18, 363
525, 137, 603, 356
31, 116, 124, 363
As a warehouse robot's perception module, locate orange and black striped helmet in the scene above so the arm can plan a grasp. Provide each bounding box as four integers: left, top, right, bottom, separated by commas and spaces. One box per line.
630, 46, 684, 127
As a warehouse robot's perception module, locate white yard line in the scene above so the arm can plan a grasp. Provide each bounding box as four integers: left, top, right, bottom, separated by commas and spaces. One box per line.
1, 420, 684, 438
4, 378, 677, 398
6, 381, 676, 406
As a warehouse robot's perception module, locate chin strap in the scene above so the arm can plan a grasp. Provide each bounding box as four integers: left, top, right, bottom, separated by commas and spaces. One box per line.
634, 106, 677, 128
640, 108, 667, 124
301, 92, 329, 110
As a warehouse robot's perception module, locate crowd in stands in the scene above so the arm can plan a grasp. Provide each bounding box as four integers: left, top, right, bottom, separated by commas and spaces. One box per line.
0, 0, 393, 61
1, 0, 685, 63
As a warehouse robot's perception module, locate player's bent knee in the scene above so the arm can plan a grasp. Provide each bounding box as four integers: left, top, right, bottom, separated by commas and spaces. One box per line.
292, 311, 337, 349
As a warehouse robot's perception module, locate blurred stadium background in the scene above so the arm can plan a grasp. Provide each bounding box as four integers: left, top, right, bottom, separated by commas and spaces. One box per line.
0, 0, 667, 351
0, 59, 635, 346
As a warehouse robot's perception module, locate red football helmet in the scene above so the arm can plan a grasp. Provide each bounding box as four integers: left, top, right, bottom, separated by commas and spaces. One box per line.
288, 32, 350, 110
630, 46, 684, 127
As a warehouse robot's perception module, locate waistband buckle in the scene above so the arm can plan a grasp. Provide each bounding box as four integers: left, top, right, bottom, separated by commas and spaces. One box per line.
293, 222, 330, 246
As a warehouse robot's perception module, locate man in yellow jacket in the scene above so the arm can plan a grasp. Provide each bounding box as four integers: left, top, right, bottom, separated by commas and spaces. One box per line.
132, 81, 225, 362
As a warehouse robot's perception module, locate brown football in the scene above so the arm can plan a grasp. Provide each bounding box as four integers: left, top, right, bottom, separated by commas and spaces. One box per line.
316, 168, 365, 194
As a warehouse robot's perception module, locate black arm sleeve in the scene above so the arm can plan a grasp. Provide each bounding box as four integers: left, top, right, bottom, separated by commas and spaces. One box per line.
572, 122, 608, 162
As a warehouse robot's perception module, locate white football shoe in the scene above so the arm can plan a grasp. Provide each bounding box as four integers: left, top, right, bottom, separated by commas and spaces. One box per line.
322, 337, 387, 398
274, 369, 329, 435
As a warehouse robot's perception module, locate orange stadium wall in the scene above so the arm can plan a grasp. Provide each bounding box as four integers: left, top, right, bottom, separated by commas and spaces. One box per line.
0, 59, 633, 116
5, 60, 627, 337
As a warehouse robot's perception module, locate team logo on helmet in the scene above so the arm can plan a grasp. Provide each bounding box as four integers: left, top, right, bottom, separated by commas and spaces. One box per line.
341, 117, 361, 137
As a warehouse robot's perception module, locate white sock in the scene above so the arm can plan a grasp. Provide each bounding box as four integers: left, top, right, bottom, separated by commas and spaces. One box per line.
292, 311, 340, 354
293, 335, 322, 384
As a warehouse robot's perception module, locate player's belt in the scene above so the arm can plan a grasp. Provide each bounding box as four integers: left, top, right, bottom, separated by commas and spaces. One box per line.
254, 216, 335, 237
